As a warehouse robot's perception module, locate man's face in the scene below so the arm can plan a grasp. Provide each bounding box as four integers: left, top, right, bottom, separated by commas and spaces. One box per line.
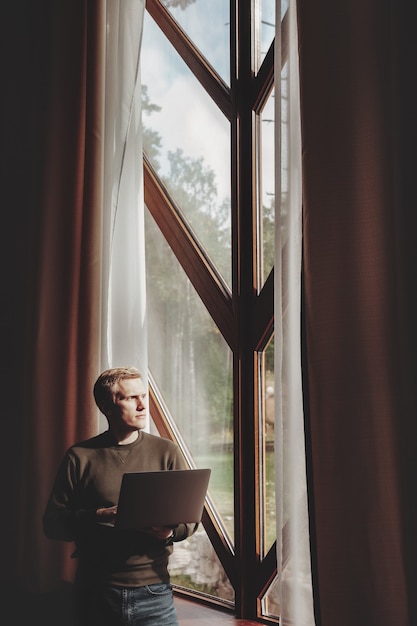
110, 377, 147, 432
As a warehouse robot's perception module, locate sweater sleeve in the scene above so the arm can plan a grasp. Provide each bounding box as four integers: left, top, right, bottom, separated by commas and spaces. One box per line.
173, 522, 199, 543
42, 452, 97, 542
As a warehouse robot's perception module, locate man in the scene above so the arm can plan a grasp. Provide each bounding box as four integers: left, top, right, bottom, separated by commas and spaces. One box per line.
43, 366, 197, 626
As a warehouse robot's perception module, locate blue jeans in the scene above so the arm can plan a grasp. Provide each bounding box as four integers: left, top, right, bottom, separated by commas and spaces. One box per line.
73, 583, 179, 626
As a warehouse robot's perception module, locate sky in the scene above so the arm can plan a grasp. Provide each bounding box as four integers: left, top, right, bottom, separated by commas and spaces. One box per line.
140, 0, 277, 206
141, 2, 230, 202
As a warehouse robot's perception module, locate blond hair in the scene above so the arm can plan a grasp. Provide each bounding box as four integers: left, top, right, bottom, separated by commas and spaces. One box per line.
93, 366, 142, 415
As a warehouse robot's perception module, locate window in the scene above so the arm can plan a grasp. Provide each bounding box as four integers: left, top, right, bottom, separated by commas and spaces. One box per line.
142, 1, 286, 621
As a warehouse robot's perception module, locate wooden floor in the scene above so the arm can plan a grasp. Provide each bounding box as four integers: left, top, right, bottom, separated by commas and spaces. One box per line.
175, 594, 262, 625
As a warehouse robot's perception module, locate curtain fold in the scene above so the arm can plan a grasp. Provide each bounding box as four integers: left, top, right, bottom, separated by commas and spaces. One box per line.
274, 1, 315, 623
15, 0, 146, 592
297, 0, 417, 623
19, 1, 105, 591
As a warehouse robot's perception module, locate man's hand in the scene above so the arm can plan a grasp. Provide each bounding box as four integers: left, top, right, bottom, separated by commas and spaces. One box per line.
96, 505, 118, 525
144, 526, 175, 541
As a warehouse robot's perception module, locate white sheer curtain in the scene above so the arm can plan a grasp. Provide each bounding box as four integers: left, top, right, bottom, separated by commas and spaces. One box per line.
100, 0, 148, 429
274, 1, 315, 623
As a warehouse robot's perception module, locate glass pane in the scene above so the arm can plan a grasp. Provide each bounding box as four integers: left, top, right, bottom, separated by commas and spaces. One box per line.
160, 0, 230, 85
145, 205, 234, 544
281, 0, 289, 19
255, 2, 290, 71
169, 525, 235, 604
258, 336, 275, 557
260, 0, 275, 66
148, 413, 235, 604
262, 555, 313, 620
142, 12, 232, 287
261, 574, 280, 619
258, 86, 275, 287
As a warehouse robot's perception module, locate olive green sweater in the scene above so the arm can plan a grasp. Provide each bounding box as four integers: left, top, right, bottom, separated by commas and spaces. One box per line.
43, 430, 197, 588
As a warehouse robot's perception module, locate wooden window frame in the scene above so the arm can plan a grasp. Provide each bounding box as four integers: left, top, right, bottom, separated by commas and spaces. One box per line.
143, 1, 286, 621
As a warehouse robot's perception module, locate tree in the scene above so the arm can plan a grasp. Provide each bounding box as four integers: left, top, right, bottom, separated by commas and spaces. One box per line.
142, 86, 233, 450
142, 85, 162, 168
163, 0, 196, 9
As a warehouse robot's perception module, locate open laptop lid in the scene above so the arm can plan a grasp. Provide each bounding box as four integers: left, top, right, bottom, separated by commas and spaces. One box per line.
115, 468, 211, 530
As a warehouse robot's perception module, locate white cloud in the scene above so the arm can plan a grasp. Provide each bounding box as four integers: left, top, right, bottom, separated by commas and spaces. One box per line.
142, 70, 230, 201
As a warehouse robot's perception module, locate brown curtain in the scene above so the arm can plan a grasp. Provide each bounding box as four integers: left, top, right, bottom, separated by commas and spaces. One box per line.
298, 0, 417, 624
1, 0, 105, 594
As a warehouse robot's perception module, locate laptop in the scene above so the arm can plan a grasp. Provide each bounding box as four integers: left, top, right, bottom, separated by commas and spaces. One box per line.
115, 468, 211, 530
